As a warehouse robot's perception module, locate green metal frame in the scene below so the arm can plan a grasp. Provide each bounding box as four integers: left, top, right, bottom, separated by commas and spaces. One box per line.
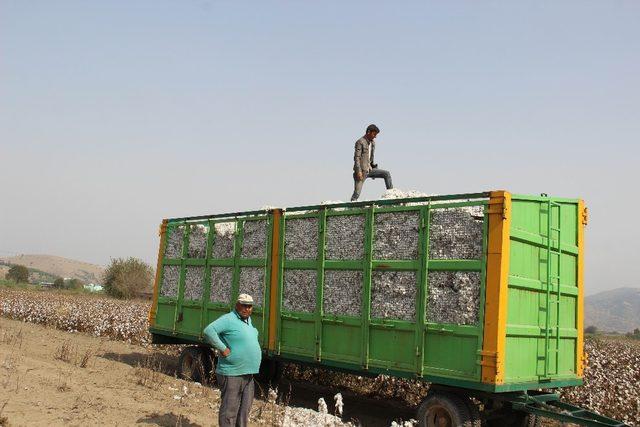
150, 191, 584, 394
155, 212, 274, 346
509, 391, 626, 426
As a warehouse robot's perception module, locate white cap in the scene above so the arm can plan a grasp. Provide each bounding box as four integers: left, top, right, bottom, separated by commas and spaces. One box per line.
237, 293, 254, 305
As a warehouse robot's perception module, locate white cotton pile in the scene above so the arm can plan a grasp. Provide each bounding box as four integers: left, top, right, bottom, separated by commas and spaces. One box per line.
213, 222, 236, 259
184, 266, 205, 301
188, 224, 208, 258
381, 188, 432, 199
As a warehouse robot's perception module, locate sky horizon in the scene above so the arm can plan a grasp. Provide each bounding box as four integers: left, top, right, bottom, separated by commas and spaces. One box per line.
1, 1, 639, 296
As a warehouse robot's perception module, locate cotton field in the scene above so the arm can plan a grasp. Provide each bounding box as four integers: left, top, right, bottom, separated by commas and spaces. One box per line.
0, 287, 638, 425
0, 288, 151, 345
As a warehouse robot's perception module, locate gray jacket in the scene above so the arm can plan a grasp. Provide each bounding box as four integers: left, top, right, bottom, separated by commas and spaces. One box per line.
353, 137, 375, 175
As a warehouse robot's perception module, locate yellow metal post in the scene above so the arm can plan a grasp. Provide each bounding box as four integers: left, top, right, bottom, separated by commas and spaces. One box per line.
267, 210, 282, 351
148, 219, 168, 326
481, 191, 512, 384
576, 201, 587, 376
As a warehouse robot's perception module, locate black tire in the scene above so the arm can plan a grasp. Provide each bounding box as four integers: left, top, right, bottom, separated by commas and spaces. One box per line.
199, 347, 216, 385
464, 397, 482, 427
515, 413, 540, 427
177, 346, 207, 384
417, 392, 476, 427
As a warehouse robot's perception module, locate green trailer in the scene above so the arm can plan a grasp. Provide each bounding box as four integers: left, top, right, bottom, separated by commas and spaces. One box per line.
148, 190, 625, 426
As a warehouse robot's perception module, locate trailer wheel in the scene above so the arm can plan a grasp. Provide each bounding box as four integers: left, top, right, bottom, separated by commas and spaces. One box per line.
200, 347, 216, 385
417, 392, 477, 427
513, 413, 540, 427
177, 346, 208, 384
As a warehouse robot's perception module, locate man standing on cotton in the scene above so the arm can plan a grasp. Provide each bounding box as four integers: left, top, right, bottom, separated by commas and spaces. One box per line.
203, 294, 261, 427
351, 124, 394, 201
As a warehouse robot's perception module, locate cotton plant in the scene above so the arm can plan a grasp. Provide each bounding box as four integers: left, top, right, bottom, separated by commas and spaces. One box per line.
334, 393, 344, 417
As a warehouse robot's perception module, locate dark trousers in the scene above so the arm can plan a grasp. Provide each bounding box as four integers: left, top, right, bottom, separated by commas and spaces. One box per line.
351, 168, 393, 201
216, 374, 254, 427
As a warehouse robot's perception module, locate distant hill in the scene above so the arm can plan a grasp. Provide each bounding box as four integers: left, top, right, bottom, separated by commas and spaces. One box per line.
585, 287, 640, 333
0, 254, 104, 284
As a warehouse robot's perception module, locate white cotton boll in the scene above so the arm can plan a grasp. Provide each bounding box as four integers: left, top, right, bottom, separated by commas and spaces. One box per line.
318, 397, 328, 414
268, 388, 278, 404
334, 393, 344, 417
214, 221, 237, 237
381, 188, 431, 199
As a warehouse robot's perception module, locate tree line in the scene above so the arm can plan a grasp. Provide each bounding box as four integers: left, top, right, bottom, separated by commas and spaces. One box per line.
4, 257, 153, 299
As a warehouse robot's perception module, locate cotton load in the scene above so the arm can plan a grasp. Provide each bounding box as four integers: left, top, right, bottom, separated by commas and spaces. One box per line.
184, 266, 204, 301
323, 270, 363, 317
165, 226, 184, 259
213, 222, 236, 259
427, 271, 481, 325
283, 269, 317, 313
242, 220, 267, 259
429, 208, 483, 260
285, 218, 318, 260
325, 215, 365, 260
160, 197, 485, 326
239, 267, 265, 307
188, 224, 207, 258
371, 271, 417, 322
210, 267, 233, 303
160, 265, 180, 298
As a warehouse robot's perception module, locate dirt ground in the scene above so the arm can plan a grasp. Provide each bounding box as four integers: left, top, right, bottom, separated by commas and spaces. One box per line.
0, 317, 417, 427
0, 316, 249, 427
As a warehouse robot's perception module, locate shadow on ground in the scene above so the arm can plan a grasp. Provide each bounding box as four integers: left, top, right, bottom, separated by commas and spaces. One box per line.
100, 351, 415, 426
256, 379, 416, 427
137, 412, 202, 426
99, 351, 178, 376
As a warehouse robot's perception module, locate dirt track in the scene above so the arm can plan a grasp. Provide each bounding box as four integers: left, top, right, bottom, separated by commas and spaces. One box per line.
0, 317, 416, 427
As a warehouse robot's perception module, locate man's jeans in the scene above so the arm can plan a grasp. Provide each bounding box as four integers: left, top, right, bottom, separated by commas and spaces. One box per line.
351, 168, 393, 201
216, 374, 254, 427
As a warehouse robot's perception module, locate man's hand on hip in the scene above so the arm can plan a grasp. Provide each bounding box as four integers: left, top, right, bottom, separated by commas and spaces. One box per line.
356, 171, 364, 181
221, 348, 231, 357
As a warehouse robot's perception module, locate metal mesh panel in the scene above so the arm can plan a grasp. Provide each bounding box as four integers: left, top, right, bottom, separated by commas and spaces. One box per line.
188, 224, 208, 258
371, 271, 417, 321
160, 265, 180, 298
212, 222, 236, 259
164, 226, 184, 259
373, 211, 420, 260
210, 267, 233, 304
427, 271, 481, 325
429, 207, 484, 259
283, 269, 317, 313
238, 267, 265, 307
241, 220, 268, 259
184, 266, 204, 301
285, 217, 318, 260
323, 270, 362, 317
325, 215, 365, 260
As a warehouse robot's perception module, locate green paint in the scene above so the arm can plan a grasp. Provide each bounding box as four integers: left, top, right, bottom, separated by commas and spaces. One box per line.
151, 192, 582, 395
505, 196, 581, 383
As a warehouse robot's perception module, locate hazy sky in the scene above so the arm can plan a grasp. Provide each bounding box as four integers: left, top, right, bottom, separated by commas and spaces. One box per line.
1, 1, 638, 295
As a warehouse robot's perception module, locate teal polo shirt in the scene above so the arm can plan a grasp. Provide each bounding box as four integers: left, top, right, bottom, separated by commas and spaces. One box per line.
203, 310, 262, 376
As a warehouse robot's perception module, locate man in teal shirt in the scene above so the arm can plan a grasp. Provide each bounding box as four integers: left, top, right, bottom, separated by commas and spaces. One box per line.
203, 293, 262, 427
